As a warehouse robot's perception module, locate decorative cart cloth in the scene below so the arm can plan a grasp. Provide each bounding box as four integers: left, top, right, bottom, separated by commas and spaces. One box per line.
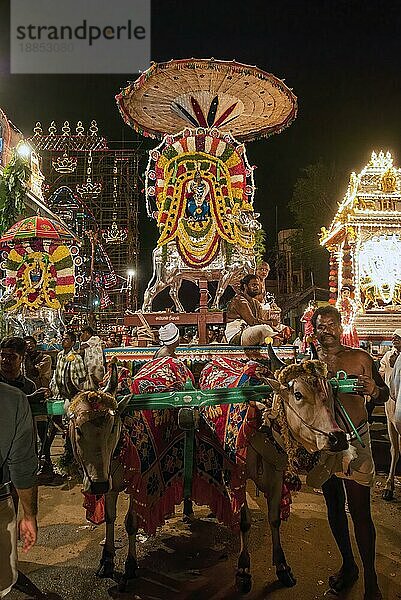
197, 356, 295, 524
124, 357, 194, 533
194, 357, 262, 528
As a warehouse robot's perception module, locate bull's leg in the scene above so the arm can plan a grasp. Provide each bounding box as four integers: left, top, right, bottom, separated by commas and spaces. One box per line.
142, 280, 168, 312
236, 502, 252, 593
119, 495, 139, 592
183, 498, 195, 521
169, 280, 185, 312
382, 415, 400, 501
262, 461, 296, 587
212, 272, 233, 310
96, 491, 118, 579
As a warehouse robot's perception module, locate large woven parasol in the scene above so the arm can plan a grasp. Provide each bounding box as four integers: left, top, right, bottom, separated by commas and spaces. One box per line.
116, 58, 297, 142
0, 215, 75, 246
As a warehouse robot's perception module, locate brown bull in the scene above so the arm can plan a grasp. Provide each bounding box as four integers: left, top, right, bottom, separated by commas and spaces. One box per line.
199, 356, 348, 592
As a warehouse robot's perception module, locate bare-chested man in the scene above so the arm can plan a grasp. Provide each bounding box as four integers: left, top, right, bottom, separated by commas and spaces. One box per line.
310, 306, 387, 600
225, 274, 277, 346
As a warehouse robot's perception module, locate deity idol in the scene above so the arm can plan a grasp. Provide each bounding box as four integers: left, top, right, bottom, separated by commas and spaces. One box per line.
338, 286, 359, 348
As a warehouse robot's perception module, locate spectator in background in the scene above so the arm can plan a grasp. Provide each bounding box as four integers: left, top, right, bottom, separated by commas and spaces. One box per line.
47, 331, 87, 473
50, 331, 86, 403
154, 323, 180, 359
0, 382, 38, 598
79, 326, 105, 391
106, 332, 117, 348
0, 337, 36, 396
207, 327, 220, 345
23, 336, 53, 479
23, 336, 52, 389
0, 337, 48, 405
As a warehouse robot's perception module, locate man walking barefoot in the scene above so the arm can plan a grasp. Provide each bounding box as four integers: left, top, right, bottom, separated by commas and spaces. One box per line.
310, 306, 387, 600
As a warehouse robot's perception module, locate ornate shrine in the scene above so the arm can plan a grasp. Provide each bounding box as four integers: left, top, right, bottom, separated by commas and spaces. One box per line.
117, 58, 297, 340
320, 150, 401, 339
0, 215, 76, 336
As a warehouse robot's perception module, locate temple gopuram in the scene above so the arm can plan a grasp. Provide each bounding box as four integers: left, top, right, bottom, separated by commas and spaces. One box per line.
320, 150, 401, 341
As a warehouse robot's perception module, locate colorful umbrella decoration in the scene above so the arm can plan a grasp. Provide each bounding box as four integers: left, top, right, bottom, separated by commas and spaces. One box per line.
0, 215, 75, 245
116, 58, 297, 142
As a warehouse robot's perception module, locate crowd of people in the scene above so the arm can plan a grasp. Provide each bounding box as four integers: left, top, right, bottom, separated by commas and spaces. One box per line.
0, 328, 106, 481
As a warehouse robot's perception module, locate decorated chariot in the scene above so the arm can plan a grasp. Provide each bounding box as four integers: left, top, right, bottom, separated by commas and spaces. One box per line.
0, 214, 76, 337
117, 58, 297, 347
320, 150, 401, 341
28, 59, 368, 597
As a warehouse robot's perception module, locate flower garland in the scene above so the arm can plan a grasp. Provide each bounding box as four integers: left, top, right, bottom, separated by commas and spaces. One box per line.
270, 395, 300, 476
341, 240, 354, 289
3, 243, 75, 312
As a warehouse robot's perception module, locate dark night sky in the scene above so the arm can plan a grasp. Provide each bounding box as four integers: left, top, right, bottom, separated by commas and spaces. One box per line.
1, 0, 401, 293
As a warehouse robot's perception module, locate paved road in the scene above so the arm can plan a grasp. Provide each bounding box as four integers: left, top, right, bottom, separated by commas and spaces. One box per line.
8, 469, 401, 600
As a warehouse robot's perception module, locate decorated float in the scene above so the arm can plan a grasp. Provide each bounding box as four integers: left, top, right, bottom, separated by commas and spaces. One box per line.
116, 58, 297, 355
0, 214, 76, 337
320, 150, 401, 342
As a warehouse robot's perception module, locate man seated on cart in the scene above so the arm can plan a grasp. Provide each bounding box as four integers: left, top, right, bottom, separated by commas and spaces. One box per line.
225, 274, 279, 346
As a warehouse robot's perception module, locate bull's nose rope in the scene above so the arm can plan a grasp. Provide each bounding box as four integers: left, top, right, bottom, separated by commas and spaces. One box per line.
281, 390, 338, 438
334, 395, 365, 447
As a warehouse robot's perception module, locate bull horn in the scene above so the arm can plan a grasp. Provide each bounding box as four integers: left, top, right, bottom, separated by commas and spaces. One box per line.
267, 342, 286, 371
117, 394, 131, 415
309, 342, 319, 360
102, 361, 119, 395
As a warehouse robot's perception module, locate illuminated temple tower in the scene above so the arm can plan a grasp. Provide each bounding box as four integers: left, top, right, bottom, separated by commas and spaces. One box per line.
320, 151, 401, 341
28, 121, 141, 324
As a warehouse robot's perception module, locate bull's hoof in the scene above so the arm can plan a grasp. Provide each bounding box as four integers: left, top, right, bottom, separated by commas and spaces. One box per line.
328, 564, 359, 593
124, 556, 138, 580
118, 575, 137, 593
183, 512, 195, 524
276, 564, 296, 587
118, 557, 138, 590
235, 571, 252, 594
382, 489, 394, 501
96, 560, 114, 579
183, 498, 195, 523
118, 577, 127, 593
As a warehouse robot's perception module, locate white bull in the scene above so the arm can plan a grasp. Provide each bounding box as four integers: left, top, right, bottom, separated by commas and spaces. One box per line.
142, 211, 262, 312
382, 356, 401, 500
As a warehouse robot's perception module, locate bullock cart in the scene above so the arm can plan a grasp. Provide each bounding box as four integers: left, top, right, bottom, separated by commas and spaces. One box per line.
32, 367, 356, 593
